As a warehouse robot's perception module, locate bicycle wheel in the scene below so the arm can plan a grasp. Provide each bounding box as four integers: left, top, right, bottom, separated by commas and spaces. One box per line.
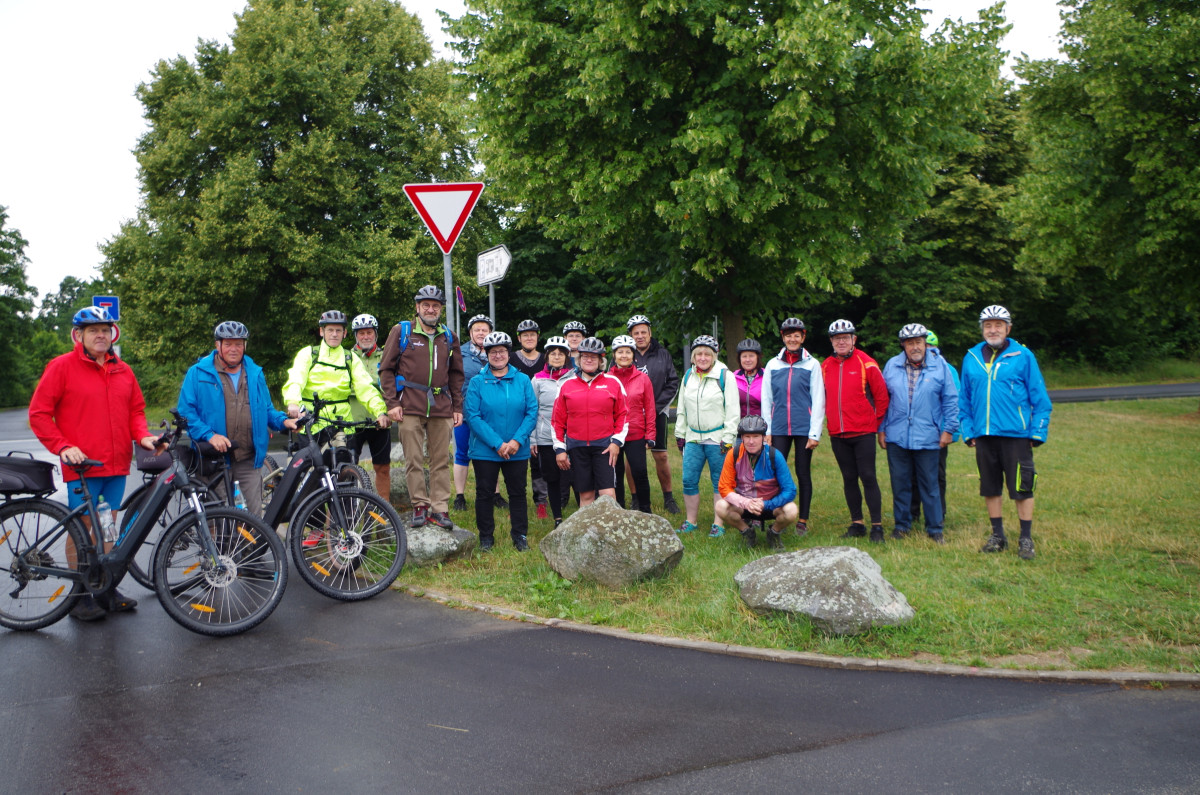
121, 483, 189, 589
288, 486, 406, 601
260, 454, 284, 514
0, 499, 86, 630
336, 462, 371, 490
154, 506, 287, 636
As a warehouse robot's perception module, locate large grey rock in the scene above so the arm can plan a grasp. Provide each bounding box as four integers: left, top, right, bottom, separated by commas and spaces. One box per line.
540, 495, 683, 588
405, 522, 476, 567
388, 461, 429, 511
734, 546, 914, 635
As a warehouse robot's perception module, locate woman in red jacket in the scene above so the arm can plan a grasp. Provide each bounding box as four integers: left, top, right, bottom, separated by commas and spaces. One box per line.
822, 320, 890, 543
551, 337, 629, 507
607, 335, 656, 513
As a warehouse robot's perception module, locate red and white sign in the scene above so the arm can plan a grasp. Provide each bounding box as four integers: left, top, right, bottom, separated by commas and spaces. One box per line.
403, 182, 484, 255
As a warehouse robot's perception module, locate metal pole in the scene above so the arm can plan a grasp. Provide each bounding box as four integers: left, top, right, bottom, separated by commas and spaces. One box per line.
443, 252, 456, 337
489, 284, 495, 324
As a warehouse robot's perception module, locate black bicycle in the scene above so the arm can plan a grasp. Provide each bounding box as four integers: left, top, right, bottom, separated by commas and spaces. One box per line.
0, 417, 287, 636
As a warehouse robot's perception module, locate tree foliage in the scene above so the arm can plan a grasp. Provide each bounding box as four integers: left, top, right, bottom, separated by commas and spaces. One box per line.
450, 0, 1008, 346
103, 0, 493, 401
0, 206, 45, 406
1008, 0, 1200, 363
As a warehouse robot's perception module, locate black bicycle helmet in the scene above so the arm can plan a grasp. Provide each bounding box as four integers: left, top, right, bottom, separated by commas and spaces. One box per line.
577, 336, 606, 355
214, 320, 249, 340
780, 317, 806, 334
413, 285, 446, 304
736, 338, 762, 355
319, 310, 347, 327
737, 415, 769, 437
516, 319, 539, 333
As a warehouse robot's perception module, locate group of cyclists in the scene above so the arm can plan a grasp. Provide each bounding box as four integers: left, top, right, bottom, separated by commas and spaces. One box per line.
31, 289, 1052, 622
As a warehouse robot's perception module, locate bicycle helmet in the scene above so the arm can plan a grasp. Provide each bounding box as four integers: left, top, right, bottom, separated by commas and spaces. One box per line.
737, 415, 769, 437
828, 319, 856, 336
563, 321, 588, 335
214, 320, 249, 340
319, 310, 347, 327
779, 317, 806, 334
979, 304, 1012, 324
611, 334, 636, 352
351, 313, 378, 331
516, 319, 539, 333
544, 336, 570, 354
736, 338, 762, 355
482, 331, 512, 351
626, 314, 651, 330
413, 285, 446, 304
691, 334, 718, 352
577, 336, 606, 355
72, 306, 113, 327
925, 330, 940, 347
898, 323, 928, 341
467, 314, 494, 332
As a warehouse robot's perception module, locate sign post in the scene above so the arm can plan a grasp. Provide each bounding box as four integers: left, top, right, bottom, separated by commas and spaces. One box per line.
476, 244, 512, 323
403, 182, 484, 337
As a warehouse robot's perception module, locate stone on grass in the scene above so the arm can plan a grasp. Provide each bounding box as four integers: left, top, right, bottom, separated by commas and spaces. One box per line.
540, 495, 683, 588
388, 462, 429, 511
734, 546, 914, 635
405, 521, 476, 567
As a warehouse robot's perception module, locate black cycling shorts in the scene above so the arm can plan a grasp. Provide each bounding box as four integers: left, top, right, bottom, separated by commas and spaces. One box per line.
974, 436, 1036, 499
651, 413, 669, 453
567, 446, 616, 493
351, 426, 392, 466
741, 508, 775, 524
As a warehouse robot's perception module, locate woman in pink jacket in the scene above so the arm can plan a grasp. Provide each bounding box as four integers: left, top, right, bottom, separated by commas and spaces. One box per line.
607, 335, 656, 513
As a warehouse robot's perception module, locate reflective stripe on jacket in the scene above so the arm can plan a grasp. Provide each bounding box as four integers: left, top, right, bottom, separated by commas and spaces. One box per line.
959, 338, 1052, 442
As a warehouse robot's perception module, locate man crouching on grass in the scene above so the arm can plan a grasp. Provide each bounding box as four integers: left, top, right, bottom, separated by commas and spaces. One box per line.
715, 415, 798, 550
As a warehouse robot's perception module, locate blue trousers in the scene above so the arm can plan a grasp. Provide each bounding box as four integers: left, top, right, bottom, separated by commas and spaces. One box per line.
887, 446, 943, 534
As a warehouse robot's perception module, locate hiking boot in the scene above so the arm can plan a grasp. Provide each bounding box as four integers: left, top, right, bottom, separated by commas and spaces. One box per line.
301, 530, 325, 549
513, 535, 529, 552
452, 494, 467, 512
891, 528, 910, 541
1018, 536, 1035, 560
928, 532, 946, 545
479, 536, 494, 551
708, 524, 725, 538
677, 521, 697, 534
536, 503, 548, 520
841, 523, 866, 538
981, 533, 1007, 553
663, 494, 680, 515
869, 527, 885, 544
69, 595, 107, 622
411, 506, 428, 528
766, 529, 784, 550
493, 495, 509, 510
429, 511, 454, 530
740, 527, 757, 548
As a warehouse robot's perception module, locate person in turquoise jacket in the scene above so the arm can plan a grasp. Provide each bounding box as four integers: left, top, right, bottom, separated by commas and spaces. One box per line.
958, 305, 1052, 560
177, 320, 298, 514
909, 329, 960, 527
463, 331, 538, 551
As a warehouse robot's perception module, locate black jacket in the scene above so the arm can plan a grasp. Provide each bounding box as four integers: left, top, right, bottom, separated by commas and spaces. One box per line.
633, 339, 679, 414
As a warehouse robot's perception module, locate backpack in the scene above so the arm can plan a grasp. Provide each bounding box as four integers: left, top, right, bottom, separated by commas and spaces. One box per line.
391, 320, 457, 399
682, 366, 725, 390
307, 346, 354, 378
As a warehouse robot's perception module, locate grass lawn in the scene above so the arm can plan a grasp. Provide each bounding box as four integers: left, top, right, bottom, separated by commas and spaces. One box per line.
1040, 357, 1200, 389
397, 398, 1200, 674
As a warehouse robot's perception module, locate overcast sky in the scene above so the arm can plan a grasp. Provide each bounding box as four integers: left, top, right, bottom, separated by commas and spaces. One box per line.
0, 0, 1063, 305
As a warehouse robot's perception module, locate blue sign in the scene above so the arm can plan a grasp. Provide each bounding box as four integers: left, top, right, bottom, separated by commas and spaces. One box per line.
93, 295, 120, 322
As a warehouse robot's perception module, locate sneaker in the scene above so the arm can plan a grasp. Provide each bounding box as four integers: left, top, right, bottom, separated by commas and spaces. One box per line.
554, 517, 563, 528
452, 494, 467, 512
479, 536, 494, 551
301, 530, 325, 549
795, 520, 808, 538
981, 533, 1007, 553
842, 523, 866, 538
740, 528, 757, 548
1018, 537, 1035, 560
869, 527, 885, 544
493, 495, 509, 510
109, 590, 138, 612
663, 494, 680, 515
411, 506, 428, 527
429, 511, 454, 530
513, 535, 529, 552
677, 521, 697, 534
766, 529, 784, 550
891, 528, 910, 541
708, 524, 725, 538
536, 504, 548, 520
69, 595, 107, 622
928, 532, 946, 545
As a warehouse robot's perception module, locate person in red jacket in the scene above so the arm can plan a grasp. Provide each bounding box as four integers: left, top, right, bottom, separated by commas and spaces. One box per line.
551, 337, 629, 507
607, 335, 656, 513
28, 306, 160, 621
822, 319, 890, 543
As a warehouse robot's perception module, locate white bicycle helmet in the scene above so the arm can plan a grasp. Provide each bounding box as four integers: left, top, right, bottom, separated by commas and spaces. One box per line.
898, 323, 928, 341
351, 313, 378, 331
563, 320, 588, 335
691, 334, 718, 352
828, 319, 856, 336
467, 314, 494, 332
214, 320, 249, 340
611, 334, 636, 352
626, 314, 651, 330
979, 305, 1012, 324
544, 336, 570, 354
482, 331, 512, 351
577, 336, 606, 355
516, 319, 539, 333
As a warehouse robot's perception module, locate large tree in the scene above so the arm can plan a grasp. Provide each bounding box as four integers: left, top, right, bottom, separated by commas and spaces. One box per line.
0, 206, 42, 406
104, 0, 491, 401
1007, 0, 1200, 362
450, 0, 1007, 345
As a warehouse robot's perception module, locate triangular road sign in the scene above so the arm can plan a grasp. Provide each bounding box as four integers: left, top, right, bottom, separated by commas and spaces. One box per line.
404, 182, 485, 255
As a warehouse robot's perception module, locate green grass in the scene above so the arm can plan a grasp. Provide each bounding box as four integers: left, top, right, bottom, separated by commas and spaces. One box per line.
397, 399, 1200, 674
1040, 357, 1200, 389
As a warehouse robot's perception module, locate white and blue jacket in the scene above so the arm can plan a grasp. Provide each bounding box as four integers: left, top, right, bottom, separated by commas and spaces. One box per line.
760, 348, 825, 441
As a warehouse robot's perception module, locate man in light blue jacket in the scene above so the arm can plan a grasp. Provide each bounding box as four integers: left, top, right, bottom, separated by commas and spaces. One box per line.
959, 305, 1052, 560
177, 321, 297, 514
879, 324, 959, 544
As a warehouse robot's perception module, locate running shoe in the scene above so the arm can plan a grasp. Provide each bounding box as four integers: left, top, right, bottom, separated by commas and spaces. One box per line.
708, 524, 725, 538
891, 528, 910, 540
841, 523, 867, 538
302, 530, 326, 549
513, 535, 529, 552
70, 595, 106, 622
677, 521, 697, 534
795, 520, 808, 538
479, 536, 494, 551
928, 532, 945, 545
536, 503, 548, 520
766, 529, 784, 550
740, 528, 757, 548
411, 506, 428, 527
1018, 537, 1035, 560
429, 511, 454, 529
663, 494, 680, 515
869, 527, 885, 544
981, 533, 1007, 553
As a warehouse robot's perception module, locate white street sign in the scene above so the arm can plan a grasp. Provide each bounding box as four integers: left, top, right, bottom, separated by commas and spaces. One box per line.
477, 244, 512, 286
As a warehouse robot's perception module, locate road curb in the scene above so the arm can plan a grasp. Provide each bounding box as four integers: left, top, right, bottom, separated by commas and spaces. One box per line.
398, 584, 1200, 688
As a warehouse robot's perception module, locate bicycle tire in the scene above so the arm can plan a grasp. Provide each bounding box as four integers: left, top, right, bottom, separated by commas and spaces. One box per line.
336, 463, 371, 490
121, 483, 189, 589
260, 454, 284, 514
288, 486, 406, 601
0, 498, 87, 631
153, 506, 287, 636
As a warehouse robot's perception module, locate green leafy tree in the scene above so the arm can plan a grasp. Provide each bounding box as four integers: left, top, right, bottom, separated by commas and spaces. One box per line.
1007, 0, 1200, 363
0, 206, 41, 406
450, 0, 1008, 345
36, 275, 98, 342
103, 0, 492, 402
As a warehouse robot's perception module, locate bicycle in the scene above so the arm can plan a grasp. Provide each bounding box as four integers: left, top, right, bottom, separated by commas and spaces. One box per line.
0, 416, 287, 636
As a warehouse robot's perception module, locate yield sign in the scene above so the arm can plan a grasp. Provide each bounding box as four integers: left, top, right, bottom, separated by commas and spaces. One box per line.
403, 182, 485, 255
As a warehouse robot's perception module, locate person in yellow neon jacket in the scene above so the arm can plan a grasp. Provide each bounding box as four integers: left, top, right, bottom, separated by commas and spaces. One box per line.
283, 310, 390, 434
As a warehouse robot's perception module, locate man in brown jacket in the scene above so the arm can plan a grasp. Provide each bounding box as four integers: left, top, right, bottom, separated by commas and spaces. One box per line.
379, 285, 465, 528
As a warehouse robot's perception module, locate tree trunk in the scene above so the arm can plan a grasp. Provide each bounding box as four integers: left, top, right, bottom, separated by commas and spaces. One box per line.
717, 281, 746, 370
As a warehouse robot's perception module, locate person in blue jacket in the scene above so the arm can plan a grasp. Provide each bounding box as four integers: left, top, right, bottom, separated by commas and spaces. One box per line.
959, 305, 1052, 560
177, 321, 298, 514
909, 329, 960, 526
879, 324, 959, 544
463, 331, 538, 551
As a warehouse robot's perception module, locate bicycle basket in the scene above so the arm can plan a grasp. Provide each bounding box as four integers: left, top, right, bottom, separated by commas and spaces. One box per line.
0, 453, 56, 495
